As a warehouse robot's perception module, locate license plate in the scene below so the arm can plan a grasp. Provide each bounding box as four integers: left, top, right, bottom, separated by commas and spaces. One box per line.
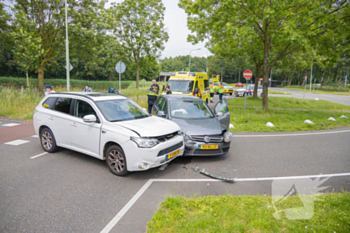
167, 149, 181, 160
199, 145, 219, 150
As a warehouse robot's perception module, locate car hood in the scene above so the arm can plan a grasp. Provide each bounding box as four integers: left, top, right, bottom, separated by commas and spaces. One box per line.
113, 116, 180, 137
171, 117, 223, 136
235, 88, 247, 91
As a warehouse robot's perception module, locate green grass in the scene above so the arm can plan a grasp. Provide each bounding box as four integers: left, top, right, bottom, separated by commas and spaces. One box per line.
0, 86, 151, 120
147, 192, 350, 233
229, 108, 350, 132
281, 85, 350, 95
268, 90, 292, 95
227, 97, 350, 111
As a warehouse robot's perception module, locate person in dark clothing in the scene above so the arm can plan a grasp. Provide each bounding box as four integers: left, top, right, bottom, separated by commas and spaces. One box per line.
108, 87, 115, 93
166, 85, 172, 94
147, 85, 158, 114
150, 79, 159, 92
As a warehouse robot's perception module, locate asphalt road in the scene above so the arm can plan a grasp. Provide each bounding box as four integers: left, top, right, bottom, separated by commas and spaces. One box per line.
0, 92, 350, 233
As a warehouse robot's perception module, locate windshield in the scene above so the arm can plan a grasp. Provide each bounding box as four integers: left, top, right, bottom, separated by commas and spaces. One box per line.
222, 83, 229, 86
167, 80, 194, 92
95, 99, 148, 122
170, 100, 214, 119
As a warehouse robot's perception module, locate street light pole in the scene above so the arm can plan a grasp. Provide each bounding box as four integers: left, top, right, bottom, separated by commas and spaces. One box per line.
65, 0, 70, 92
189, 48, 201, 73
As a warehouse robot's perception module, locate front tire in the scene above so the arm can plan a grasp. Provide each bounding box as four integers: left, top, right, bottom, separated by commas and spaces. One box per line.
106, 145, 128, 176
40, 128, 58, 152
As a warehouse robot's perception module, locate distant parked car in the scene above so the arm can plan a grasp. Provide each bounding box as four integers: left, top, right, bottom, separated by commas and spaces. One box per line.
247, 85, 263, 97
152, 95, 232, 156
235, 83, 243, 87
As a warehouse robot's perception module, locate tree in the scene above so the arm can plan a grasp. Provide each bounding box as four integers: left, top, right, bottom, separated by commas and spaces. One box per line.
111, 0, 169, 89
12, 0, 107, 92
11, 12, 44, 87
179, 0, 349, 109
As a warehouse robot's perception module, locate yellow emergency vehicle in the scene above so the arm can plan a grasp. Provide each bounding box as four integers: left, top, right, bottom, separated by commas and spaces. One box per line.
211, 75, 234, 95
162, 71, 210, 103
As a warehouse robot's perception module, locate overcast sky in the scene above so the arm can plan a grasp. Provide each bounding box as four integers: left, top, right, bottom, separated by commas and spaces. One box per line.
109, 0, 212, 59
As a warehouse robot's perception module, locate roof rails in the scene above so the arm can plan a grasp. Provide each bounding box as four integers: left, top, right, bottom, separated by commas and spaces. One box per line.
52, 92, 125, 101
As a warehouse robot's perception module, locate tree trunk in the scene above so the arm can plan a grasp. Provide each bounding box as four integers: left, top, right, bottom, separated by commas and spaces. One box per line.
288, 73, 293, 86
338, 75, 343, 90
26, 70, 29, 87
320, 70, 326, 88
302, 69, 308, 86
253, 62, 261, 99
38, 66, 45, 93
296, 70, 301, 86
136, 59, 140, 89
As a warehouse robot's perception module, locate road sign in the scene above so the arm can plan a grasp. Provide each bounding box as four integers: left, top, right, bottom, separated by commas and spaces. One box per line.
243, 70, 253, 79
115, 61, 126, 74
65, 63, 73, 72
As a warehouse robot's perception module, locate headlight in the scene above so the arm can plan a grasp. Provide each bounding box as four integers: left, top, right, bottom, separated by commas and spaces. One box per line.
130, 137, 159, 148
183, 133, 195, 146
224, 131, 233, 143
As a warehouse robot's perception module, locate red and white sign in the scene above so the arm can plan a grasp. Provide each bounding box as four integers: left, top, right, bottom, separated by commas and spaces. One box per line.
243, 70, 253, 79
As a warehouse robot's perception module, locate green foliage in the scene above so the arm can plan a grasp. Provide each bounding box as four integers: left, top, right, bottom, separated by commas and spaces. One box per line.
148, 193, 350, 232
110, 0, 168, 88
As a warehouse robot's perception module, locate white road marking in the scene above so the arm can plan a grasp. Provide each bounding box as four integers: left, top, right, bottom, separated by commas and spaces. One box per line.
232, 129, 350, 138
101, 172, 350, 233
4, 140, 29, 146
30, 152, 48, 159
31, 135, 39, 138
1, 123, 20, 127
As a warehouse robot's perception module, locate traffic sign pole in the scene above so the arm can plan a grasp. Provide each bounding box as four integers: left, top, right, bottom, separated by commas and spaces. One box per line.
242, 70, 253, 110
115, 61, 126, 94
304, 76, 307, 99
345, 75, 347, 88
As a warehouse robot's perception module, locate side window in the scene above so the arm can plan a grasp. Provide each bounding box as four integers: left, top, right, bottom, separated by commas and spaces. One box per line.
204, 80, 209, 88
194, 81, 198, 91
74, 100, 97, 118
42, 97, 57, 109
159, 99, 168, 114
215, 100, 229, 114
153, 97, 162, 111
54, 98, 72, 114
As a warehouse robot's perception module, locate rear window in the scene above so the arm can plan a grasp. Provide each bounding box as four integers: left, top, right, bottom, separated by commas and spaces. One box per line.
42, 97, 57, 109
54, 98, 72, 114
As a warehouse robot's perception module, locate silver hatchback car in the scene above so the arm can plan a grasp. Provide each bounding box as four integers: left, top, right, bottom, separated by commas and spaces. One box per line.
152, 95, 232, 156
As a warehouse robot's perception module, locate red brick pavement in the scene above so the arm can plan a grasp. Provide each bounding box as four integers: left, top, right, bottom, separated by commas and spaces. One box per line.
0, 124, 36, 144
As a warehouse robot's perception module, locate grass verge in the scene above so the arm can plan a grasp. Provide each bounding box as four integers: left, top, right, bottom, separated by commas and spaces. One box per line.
0, 86, 151, 120
268, 90, 292, 95
227, 97, 350, 111
147, 192, 350, 233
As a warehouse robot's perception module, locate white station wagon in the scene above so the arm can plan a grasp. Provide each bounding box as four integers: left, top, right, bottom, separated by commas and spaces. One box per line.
33, 92, 184, 176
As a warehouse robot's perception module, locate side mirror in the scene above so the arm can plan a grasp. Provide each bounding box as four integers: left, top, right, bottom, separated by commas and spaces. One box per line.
83, 114, 97, 123
162, 85, 165, 92
194, 88, 199, 94
157, 111, 166, 118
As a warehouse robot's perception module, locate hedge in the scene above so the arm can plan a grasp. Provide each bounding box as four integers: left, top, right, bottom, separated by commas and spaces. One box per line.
0, 77, 156, 89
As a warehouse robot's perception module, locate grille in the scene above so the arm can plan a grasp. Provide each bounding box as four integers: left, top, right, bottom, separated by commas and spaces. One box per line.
157, 141, 183, 157
194, 149, 221, 155
154, 131, 179, 143
191, 135, 223, 143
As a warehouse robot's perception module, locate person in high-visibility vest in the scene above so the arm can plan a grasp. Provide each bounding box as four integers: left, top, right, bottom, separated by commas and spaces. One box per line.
147, 85, 158, 114
219, 82, 224, 101
209, 83, 215, 103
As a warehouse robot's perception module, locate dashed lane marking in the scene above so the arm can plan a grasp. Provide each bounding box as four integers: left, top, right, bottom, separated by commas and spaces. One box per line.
30, 152, 48, 159
31, 135, 39, 138
1, 123, 21, 127
4, 140, 30, 146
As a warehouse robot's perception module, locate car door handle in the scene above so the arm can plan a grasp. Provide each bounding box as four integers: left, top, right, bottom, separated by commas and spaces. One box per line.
71, 123, 77, 127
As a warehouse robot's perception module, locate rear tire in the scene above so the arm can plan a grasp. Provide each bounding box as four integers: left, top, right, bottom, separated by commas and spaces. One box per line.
206, 99, 209, 104
106, 145, 128, 176
40, 128, 58, 153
